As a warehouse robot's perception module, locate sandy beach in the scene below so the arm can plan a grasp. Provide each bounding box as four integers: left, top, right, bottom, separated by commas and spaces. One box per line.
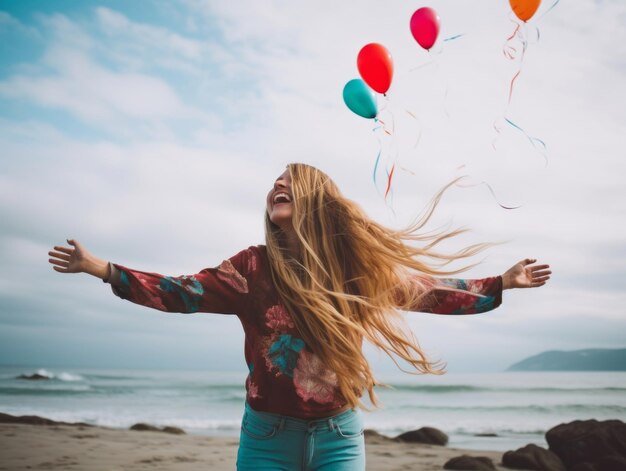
0, 422, 521, 471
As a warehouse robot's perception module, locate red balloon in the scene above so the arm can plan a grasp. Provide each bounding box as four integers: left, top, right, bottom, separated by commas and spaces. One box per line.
410, 7, 440, 51
357, 43, 393, 94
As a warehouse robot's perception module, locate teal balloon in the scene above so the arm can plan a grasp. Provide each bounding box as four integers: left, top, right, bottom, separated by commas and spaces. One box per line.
343, 79, 377, 119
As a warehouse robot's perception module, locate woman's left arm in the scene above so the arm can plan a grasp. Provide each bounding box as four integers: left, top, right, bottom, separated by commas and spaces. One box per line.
411, 258, 551, 315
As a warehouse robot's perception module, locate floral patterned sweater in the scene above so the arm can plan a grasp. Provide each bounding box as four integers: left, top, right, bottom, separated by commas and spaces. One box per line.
106, 245, 502, 419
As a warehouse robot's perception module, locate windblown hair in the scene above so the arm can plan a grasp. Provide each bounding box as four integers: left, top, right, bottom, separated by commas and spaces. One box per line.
264, 163, 492, 410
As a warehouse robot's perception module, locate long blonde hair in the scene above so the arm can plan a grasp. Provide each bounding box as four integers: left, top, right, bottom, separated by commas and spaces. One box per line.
265, 163, 491, 410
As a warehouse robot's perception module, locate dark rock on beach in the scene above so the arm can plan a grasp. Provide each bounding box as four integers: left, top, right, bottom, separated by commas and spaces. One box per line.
130, 423, 186, 435
162, 426, 185, 435
546, 419, 626, 470
0, 412, 58, 425
130, 423, 161, 432
0, 412, 185, 436
502, 443, 566, 471
364, 429, 396, 443
569, 455, 626, 471
16, 373, 50, 380
443, 454, 496, 470
0, 412, 91, 427
395, 426, 448, 446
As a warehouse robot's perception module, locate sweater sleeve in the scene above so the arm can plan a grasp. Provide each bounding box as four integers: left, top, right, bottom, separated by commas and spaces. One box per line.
104, 247, 258, 315
411, 276, 503, 315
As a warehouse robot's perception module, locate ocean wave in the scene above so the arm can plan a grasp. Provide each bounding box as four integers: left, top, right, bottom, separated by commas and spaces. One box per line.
454, 428, 548, 436
82, 373, 144, 381
383, 384, 626, 393
56, 371, 84, 382
385, 384, 484, 393
0, 386, 152, 396
14, 369, 85, 382
0, 410, 242, 432
390, 404, 626, 414
0, 387, 90, 396
361, 419, 554, 437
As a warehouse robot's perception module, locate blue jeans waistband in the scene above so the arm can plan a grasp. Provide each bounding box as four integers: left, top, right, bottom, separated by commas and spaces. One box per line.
243, 401, 358, 433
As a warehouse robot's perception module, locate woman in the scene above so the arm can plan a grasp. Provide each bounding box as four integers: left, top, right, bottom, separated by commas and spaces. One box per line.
48, 163, 550, 470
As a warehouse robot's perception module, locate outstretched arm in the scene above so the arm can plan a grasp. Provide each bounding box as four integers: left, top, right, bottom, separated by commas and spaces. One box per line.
409, 259, 551, 315
49, 239, 257, 315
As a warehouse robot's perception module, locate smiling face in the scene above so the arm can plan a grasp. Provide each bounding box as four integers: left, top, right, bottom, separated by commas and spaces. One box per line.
266, 168, 293, 231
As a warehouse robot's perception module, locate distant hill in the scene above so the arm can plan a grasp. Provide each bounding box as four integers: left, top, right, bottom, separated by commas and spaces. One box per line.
507, 348, 626, 371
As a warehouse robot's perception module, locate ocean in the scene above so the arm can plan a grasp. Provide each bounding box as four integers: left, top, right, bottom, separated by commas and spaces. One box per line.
1, 366, 624, 452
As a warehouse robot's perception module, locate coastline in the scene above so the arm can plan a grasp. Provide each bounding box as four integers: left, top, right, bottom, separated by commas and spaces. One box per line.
3, 367, 625, 469
0, 420, 517, 471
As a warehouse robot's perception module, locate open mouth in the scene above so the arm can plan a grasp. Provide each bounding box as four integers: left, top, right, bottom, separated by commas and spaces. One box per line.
273, 192, 292, 206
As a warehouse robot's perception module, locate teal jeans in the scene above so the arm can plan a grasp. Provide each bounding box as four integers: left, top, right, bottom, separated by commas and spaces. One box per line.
236, 402, 366, 470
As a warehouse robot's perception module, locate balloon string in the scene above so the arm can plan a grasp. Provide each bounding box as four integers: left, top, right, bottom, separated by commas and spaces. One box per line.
492, 116, 548, 165
495, 17, 549, 165
376, 118, 393, 136
371, 124, 383, 195
403, 108, 422, 150
506, 22, 520, 42
481, 180, 520, 210
538, 0, 560, 20
380, 96, 398, 205
505, 118, 548, 166
491, 120, 500, 151
443, 33, 465, 42
384, 164, 395, 201
384, 95, 396, 134
372, 147, 382, 186
503, 19, 527, 103
408, 52, 434, 72
456, 179, 522, 210
386, 168, 396, 212
491, 120, 502, 151
508, 70, 521, 104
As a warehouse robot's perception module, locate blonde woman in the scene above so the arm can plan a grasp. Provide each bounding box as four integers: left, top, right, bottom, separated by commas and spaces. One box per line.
48, 163, 550, 470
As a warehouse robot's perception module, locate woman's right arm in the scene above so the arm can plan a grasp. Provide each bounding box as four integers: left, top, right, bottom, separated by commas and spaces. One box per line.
48, 239, 257, 315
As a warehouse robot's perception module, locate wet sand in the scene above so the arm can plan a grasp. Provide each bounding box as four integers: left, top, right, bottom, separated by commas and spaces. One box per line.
0, 421, 526, 470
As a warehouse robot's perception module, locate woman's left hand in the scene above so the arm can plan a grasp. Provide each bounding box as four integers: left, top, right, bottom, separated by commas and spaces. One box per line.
502, 259, 551, 290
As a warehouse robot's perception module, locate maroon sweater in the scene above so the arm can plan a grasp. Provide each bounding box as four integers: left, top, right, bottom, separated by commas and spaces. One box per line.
106, 245, 502, 418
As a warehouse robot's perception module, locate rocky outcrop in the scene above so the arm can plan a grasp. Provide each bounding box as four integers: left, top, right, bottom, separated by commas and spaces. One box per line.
502, 443, 566, 470
507, 349, 626, 372
364, 429, 396, 443
395, 426, 448, 446
129, 423, 185, 434
546, 419, 626, 470
0, 412, 91, 427
444, 455, 496, 470
16, 373, 50, 380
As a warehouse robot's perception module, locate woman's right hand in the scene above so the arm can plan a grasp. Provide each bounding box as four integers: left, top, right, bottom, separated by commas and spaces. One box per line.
48, 239, 110, 280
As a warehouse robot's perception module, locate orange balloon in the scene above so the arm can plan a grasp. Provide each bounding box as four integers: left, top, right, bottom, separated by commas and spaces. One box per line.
509, 0, 541, 22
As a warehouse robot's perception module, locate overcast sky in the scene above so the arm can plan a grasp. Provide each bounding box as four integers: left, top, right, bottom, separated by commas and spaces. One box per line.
1, 0, 624, 374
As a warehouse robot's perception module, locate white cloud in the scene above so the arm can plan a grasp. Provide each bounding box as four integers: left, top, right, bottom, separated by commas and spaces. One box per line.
0, 12, 209, 136
0, 51, 198, 122
0, 11, 41, 38
96, 7, 203, 61
1, 0, 625, 370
